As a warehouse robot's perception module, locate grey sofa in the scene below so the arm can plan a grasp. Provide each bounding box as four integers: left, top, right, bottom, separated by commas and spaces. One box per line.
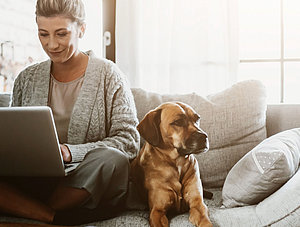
0, 80, 300, 227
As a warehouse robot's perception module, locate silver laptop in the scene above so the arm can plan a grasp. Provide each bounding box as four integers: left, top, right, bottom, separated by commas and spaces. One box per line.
0, 106, 76, 177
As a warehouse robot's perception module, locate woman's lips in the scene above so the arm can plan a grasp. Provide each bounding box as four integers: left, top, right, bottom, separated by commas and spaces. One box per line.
49, 50, 63, 56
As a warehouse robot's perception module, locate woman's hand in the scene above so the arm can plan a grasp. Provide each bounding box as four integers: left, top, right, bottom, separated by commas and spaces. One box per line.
60, 144, 72, 163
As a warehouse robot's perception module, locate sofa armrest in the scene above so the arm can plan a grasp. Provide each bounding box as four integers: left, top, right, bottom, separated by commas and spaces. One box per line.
256, 168, 300, 226
266, 104, 300, 137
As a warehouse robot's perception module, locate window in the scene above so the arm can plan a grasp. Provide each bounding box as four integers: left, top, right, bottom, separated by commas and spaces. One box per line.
238, 0, 300, 103
79, 0, 103, 57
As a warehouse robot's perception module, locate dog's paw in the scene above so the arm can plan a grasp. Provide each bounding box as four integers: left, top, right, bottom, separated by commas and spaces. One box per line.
189, 207, 213, 227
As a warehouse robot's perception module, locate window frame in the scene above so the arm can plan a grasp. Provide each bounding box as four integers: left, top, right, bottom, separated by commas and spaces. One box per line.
239, 0, 300, 103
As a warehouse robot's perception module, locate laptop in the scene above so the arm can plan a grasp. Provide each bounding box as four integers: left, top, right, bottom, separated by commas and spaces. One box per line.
0, 106, 77, 177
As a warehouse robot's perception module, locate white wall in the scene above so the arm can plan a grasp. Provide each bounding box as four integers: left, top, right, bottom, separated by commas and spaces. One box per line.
0, 0, 45, 92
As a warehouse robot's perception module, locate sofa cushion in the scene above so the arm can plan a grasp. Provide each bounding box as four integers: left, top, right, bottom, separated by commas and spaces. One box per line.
132, 80, 267, 187
222, 128, 300, 208
0, 93, 11, 107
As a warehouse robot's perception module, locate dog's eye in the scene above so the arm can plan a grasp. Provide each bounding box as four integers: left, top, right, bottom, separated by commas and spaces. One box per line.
193, 114, 201, 125
171, 119, 185, 127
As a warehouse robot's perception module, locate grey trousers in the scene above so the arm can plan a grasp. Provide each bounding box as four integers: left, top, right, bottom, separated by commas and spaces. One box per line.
2, 145, 130, 211
63, 145, 130, 209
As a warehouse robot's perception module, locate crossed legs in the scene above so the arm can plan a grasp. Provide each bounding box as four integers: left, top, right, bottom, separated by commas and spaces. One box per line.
0, 181, 89, 223
0, 147, 130, 224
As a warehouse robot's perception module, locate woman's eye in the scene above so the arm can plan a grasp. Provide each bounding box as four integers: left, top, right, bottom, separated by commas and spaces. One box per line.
57, 33, 67, 37
39, 33, 48, 37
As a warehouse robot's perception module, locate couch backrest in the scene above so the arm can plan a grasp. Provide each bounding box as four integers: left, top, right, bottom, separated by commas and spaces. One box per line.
266, 104, 300, 137
0, 93, 10, 107
1, 94, 294, 138
3, 81, 298, 187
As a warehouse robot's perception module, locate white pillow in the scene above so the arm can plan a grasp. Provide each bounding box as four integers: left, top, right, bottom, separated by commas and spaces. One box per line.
222, 128, 300, 208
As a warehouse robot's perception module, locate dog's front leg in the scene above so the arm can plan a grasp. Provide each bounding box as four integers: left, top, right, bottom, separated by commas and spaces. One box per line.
148, 189, 174, 227
149, 207, 168, 227
187, 195, 211, 227
182, 167, 212, 226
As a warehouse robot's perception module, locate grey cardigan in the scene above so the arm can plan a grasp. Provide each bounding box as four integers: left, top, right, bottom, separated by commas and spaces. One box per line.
11, 51, 140, 162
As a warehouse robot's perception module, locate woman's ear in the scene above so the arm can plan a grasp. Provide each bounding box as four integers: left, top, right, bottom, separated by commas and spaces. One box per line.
79, 23, 86, 38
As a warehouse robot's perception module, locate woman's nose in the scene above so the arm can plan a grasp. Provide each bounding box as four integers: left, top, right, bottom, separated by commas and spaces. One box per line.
48, 36, 59, 49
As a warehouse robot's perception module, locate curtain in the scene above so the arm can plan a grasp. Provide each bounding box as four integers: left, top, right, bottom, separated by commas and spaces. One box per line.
116, 0, 239, 95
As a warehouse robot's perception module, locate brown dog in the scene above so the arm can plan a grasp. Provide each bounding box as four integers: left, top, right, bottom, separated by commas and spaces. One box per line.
131, 102, 212, 227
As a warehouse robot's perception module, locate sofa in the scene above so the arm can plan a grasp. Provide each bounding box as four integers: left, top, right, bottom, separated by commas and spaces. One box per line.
0, 80, 300, 227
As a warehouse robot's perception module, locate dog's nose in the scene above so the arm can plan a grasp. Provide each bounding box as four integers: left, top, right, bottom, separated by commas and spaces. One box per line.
191, 131, 207, 143
186, 131, 208, 151
196, 132, 207, 144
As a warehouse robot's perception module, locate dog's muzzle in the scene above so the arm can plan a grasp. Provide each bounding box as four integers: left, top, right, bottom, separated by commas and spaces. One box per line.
177, 131, 209, 156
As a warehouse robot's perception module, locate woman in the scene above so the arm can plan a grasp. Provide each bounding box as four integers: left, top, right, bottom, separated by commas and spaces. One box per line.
0, 0, 139, 225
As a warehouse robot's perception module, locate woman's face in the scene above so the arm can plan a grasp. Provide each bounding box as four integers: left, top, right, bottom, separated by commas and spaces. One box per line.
36, 16, 84, 64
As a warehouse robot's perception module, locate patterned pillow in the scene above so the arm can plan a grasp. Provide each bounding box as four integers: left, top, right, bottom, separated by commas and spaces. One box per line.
222, 128, 300, 208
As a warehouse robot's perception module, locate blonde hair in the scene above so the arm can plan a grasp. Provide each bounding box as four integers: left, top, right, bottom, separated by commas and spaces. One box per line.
35, 0, 85, 25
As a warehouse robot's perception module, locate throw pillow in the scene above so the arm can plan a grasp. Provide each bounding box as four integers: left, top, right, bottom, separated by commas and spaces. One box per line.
131, 80, 267, 187
222, 128, 300, 208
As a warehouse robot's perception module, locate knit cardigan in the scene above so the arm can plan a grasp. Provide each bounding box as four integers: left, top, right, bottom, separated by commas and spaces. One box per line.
10, 51, 140, 162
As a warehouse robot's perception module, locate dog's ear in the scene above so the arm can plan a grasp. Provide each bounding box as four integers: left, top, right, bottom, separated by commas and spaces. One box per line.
137, 109, 162, 147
